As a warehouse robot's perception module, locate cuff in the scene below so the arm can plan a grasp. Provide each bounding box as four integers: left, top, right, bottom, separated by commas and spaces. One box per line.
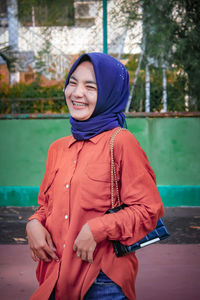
28, 214, 45, 226
88, 216, 108, 243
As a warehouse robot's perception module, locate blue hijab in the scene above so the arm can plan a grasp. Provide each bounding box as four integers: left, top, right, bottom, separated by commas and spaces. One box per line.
65, 52, 129, 140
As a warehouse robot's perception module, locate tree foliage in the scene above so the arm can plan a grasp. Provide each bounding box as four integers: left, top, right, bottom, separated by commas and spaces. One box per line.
172, 0, 200, 110
115, 0, 200, 111
0, 82, 68, 114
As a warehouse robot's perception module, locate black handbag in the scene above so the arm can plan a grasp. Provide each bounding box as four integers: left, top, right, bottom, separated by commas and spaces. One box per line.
106, 128, 170, 257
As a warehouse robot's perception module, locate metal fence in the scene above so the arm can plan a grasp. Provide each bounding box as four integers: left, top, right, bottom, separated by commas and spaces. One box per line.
0, 0, 139, 84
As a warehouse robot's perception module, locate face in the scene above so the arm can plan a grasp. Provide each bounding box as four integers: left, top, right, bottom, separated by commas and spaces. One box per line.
65, 61, 97, 121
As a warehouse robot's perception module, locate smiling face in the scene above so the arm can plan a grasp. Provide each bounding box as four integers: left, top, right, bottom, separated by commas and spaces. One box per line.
65, 61, 97, 121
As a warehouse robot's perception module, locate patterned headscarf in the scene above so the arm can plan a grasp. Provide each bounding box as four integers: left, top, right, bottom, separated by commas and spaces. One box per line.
65, 52, 129, 140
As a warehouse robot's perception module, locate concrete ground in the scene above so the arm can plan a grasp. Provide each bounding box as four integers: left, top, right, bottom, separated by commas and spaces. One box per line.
0, 206, 200, 300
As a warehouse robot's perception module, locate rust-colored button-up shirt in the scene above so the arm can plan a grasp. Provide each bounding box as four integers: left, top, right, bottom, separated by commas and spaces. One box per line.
29, 128, 164, 300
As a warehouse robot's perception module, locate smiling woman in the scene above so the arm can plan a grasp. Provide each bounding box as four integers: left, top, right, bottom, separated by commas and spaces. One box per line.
26, 52, 164, 300
65, 61, 98, 121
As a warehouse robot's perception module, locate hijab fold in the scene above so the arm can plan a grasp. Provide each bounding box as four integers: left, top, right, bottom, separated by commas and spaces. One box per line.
65, 53, 129, 141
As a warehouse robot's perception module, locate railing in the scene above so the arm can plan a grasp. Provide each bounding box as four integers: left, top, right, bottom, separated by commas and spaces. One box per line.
0, 97, 67, 114
1, 98, 200, 118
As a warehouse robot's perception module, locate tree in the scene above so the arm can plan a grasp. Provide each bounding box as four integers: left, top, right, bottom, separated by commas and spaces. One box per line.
172, 0, 200, 110
112, 0, 200, 111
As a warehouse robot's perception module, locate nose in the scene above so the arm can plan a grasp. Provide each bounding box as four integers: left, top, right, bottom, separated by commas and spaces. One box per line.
72, 83, 84, 97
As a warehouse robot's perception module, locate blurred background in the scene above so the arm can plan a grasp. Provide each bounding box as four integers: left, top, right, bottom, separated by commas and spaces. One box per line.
0, 0, 200, 113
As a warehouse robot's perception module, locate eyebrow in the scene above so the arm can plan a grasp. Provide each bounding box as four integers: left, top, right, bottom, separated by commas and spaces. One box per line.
70, 75, 97, 85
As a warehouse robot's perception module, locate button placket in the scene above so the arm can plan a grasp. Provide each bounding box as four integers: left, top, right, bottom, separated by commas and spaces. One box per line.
64, 142, 84, 252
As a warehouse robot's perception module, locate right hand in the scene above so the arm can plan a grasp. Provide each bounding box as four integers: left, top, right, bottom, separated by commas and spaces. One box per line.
26, 219, 59, 263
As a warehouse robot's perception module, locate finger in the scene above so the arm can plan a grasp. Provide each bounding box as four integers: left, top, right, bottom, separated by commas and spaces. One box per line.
30, 249, 39, 262
80, 250, 87, 262
46, 232, 56, 252
36, 248, 51, 262
87, 249, 94, 263
73, 241, 77, 252
30, 241, 51, 262
43, 244, 59, 262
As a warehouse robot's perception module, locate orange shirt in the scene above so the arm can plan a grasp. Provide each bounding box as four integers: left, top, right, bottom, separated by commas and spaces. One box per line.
29, 128, 164, 300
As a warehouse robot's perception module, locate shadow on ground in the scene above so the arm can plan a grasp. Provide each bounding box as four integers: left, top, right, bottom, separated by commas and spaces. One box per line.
0, 206, 200, 244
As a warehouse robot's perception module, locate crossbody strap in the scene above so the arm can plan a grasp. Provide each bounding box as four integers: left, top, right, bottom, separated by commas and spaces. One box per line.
110, 127, 127, 208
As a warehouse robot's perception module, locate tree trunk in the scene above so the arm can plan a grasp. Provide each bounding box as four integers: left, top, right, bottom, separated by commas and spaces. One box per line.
125, 47, 144, 113
7, 0, 20, 85
117, 27, 128, 61
125, 1, 145, 113
145, 63, 150, 112
162, 67, 167, 112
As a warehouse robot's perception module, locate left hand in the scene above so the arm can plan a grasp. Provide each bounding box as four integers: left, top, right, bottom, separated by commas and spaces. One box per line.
73, 223, 97, 263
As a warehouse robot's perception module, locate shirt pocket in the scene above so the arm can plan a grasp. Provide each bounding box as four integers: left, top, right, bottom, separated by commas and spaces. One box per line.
86, 163, 111, 182
80, 162, 120, 211
44, 168, 59, 216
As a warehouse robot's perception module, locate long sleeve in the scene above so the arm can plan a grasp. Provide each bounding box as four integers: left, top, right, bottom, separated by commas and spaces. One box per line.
28, 143, 56, 225
88, 130, 164, 244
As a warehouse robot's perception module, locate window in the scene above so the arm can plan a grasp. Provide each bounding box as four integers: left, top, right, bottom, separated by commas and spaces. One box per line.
18, 0, 75, 26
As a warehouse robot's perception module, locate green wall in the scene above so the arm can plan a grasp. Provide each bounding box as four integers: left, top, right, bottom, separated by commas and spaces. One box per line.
127, 117, 200, 185
0, 117, 200, 206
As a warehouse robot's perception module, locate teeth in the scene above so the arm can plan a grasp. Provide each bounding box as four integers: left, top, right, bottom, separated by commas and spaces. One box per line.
73, 102, 86, 107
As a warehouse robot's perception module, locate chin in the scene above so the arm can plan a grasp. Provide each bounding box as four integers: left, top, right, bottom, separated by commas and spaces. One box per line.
71, 114, 90, 121
70, 110, 92, 121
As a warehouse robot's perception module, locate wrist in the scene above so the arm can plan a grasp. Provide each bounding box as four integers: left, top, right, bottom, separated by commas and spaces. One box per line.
26, 218, 41, 234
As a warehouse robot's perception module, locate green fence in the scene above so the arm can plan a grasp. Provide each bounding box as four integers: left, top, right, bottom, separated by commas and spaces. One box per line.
0, 116, 200, 206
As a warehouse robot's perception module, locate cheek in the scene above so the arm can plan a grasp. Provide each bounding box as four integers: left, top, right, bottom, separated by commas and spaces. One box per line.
65, 89, 71, 104
90, 93, 97, 108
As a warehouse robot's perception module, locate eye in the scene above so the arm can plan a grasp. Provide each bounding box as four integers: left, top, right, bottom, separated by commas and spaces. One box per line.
86, 85, 97, 91
69, 80, 76, 86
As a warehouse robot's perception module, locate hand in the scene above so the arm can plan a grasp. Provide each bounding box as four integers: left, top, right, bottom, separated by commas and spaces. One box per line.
73, 223, 97, 263
26, 219, 59, 263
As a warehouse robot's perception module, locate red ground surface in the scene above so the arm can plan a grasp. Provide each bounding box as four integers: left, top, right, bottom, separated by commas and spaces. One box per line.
0, 244, 200, 300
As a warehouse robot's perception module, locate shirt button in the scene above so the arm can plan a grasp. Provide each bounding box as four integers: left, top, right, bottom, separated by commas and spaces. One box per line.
63, 244, 66, 248
66, 184, 69, 189
64, 215, 68, 220
74, 160, 76, 164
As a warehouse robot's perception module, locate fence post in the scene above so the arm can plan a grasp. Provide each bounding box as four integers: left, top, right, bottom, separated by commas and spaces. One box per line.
103, 0, 107, 54
7, 0, 20, 85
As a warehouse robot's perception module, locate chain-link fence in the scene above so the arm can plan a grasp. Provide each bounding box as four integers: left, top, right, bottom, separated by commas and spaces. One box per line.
0, 0, 139, 81
0, 0, 141, 114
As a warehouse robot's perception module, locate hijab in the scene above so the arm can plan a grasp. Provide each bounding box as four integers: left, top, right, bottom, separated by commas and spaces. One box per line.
65, 52, 129, 140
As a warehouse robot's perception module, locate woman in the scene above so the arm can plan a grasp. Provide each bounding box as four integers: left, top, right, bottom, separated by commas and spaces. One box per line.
26, 52, 164, 300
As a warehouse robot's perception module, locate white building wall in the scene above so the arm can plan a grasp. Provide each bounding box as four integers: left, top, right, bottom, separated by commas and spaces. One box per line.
1, 0, 142, 79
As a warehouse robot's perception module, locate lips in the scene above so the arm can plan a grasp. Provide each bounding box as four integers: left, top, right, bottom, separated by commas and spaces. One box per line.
72, 100, 87, 107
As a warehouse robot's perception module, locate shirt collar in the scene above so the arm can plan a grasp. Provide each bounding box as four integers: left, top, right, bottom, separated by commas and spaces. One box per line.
67, 131, 106, 148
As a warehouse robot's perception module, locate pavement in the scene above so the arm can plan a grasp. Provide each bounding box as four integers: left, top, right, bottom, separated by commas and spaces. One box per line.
0, 206, 200, 300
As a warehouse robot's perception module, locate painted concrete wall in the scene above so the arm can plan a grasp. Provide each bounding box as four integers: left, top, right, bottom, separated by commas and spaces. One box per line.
0, 117, 200, 206
127, 117, 200, 186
